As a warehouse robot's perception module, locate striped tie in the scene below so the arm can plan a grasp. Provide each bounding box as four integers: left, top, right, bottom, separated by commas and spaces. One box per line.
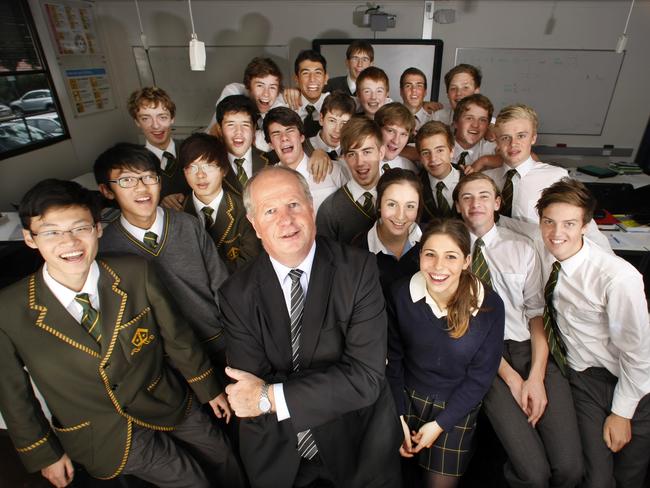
162, 151, 176, 174
360, 192, 375, 217
75, 293, 101, 343
143, 231, 158, 251
543, 261, 568, 375
201, 206, 214, 230
234, 158, 248, 186
456, 151, 469, 169
436, 181, 451, 216
500, 169, 518, 217
472, 238, 493, 288
288, 269, 318, 460
382, 163, 391, 173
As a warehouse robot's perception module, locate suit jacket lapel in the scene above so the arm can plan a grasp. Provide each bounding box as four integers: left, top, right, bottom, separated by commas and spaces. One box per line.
96, 261, 128, 360
419, 170, 438, 219
211, 192, 234, 247
251, 147, 269, 174
224, 168, 242, 196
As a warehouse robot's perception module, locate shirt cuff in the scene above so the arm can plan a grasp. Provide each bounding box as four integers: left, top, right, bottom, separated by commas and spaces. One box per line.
273, 383, 290, 421
611, 392, 639, 420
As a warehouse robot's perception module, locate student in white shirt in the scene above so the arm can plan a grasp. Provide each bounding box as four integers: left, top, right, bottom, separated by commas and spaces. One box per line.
431, 64, 482, 126
454, 173, 583, 488
452, 94, 498, 169
536, 178, 650, 488
309, 91, 356, 161
356, 67, 392, 120
399, 67, 432, 131
375, 102, 417, 175
263, 107, 346, 212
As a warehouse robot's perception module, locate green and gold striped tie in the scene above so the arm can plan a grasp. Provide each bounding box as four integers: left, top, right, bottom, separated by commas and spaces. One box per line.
234, 158, 248, 186
143, 231, 158, 251
75, 293, 101, 343
436, 181, 451, 217
500, 169, 518, 217
360, 192, 375, 217
201, 206, 214, 230
472, 238, 493, 288
543, 261, 568, 375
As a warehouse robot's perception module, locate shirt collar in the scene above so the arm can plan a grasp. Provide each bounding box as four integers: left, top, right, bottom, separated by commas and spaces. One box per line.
347, 75, 356, 94
43, 261, 100, 309
228, 146, 252, 165
192, 189, 223, 216
409, 270, 484, 318
281, 152, 308, 171
470, 223, 498, 249
145, 139, 175, 161
269, 241, 317, 287
311, 133, 338, 152
414, 106, 428, 123
505, 155, 535, 177
302, 92, 327, 111
367, 221, 422, 255
120, 206, 165, 242
558, 238, 589, 277
346, 177, 377, 202
454, 141, 474, 157
428, 166, 458, 186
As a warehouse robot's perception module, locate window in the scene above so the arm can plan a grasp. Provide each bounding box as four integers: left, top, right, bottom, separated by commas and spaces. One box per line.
0, 0, 69, 159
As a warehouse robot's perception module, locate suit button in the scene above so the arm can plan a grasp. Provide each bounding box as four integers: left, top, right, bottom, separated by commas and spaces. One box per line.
123, 406, 128, 413
111, 384, 118, 391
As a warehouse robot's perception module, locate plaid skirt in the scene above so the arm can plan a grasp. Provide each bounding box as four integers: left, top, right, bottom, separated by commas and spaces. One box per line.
403, 388, 480, 476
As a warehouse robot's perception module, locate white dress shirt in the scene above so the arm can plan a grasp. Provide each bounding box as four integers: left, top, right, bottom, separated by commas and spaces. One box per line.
43, 261, 101, 323
283, 154, 346, 213
413, 107, 432, 131
471, 225, 544, 342
296, 92, 329, 120
431, 107, 453, 126
192, 190, 224, 228
268, 241, 317, 421
309, 133, 339, 155
346, 177, 377, 208
228, 147, 253, 181
452, 139, 496, 167
346, 75, 356, 95
120, 206, 164, 241
410, 271, 484, 318
145, 139, 176, 171
381, 155, 417, 174
427, 167, 460, 209
543, 238, 650, 419
367, 221, 421, 256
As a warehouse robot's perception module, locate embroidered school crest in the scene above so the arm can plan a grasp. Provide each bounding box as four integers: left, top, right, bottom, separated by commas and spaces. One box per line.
227, 247, 240, 261
131, 328, 155, 355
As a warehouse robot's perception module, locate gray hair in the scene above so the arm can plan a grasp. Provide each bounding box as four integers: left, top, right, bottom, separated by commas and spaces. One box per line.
243, 165, 313, 216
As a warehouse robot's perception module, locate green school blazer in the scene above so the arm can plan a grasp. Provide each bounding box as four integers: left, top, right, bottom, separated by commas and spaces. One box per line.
0, 255, 221, 479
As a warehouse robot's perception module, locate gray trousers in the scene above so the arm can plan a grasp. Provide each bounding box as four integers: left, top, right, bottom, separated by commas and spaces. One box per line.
568, 367, 650, 488
122, 397, 245, 488
483, 340, 583, 488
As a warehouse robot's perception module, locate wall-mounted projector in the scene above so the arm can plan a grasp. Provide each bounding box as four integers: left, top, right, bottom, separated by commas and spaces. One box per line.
353, 4, 397, 32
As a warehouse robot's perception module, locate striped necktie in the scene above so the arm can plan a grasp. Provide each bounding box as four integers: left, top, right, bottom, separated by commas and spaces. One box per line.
162, 151, 176, 174
201, 206, 214, 229
436, 181, 451, 216
288, 269, 318, 460
543, 261, 568, 375
500, 169, 518, 217
456, 151, 469, 169
234, 158, 248, 186
143, 231, 158, 251
360, 192, 375, 217
382, 163, 391, 173
472, 238, 493, 288
75, 293, 101, 343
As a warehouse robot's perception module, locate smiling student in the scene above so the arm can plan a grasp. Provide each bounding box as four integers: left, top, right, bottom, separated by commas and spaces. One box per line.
375, 102, 417, 174
309, 91, 356, 160
356, 66, 391, 119
432, 64, 482, 126
0, 179, 243, 487
290, 50, 330, 138
535, 179, 650, 488
452, 94, 498, 169
400, 67, 431, 131
325, 39, 374, 96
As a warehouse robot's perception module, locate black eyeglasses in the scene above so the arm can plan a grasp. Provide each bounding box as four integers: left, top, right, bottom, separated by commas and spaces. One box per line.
108, 175, 160, 188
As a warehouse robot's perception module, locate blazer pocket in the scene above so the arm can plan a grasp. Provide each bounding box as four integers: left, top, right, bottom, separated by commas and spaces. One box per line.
53, 421, 93, 467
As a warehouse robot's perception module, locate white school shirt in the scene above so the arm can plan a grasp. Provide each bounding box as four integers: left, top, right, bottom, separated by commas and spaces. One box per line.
381, 155, 417, 174
470, 225, 544, 342
228, 147, 253, 180
285, 154, 346, 212
120, 207, 164, 242
410, 271, 484, 317
192, 190, 224, 228
543, 238, 650, 419
452, 139, 496, 167
427, 167, 460, 209
269, 241, 317, 421
145, 139, 176, 171
309, 133, 339, 156
367, 221, 421, 256
296, 92, 329, 121
43, 261, 101, 323
431, 107, 453, 126
346, 176, 377, 208
413, 107, 432, 131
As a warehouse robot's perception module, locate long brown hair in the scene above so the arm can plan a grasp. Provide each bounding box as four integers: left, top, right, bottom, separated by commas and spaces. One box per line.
420, 218, 480, 339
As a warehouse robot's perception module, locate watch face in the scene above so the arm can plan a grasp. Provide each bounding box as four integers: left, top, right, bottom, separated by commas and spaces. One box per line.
259, 397, 271, 413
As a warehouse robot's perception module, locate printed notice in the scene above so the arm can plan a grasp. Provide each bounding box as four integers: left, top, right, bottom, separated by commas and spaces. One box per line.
65, 68, 113, 115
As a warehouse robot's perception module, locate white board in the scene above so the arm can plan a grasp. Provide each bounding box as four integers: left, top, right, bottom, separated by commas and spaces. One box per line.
455, 48, 624, 135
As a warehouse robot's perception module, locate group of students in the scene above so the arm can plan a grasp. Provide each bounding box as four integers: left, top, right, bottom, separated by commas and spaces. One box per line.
0, 38, 648, 488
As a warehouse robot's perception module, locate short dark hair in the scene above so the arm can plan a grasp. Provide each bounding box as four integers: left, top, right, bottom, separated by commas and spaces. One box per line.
178, 133, 229, 174
453, 93, 494, 123
415, 121, 454, 151
294, 50, 327, 75
346, 40, 374, 61
375, 102, 416, 133
356, 66, 389, 92
19, 179, 102, 229
320, 91, 356, 117
262, 107, 304, 143
243, 57, 283, 91
536, 178, 596, 225
376, 168, 423, 221
94, 143, 160, 186
444, 64, 482, 92
400, 67, 427, 89
216, 95, 256, 125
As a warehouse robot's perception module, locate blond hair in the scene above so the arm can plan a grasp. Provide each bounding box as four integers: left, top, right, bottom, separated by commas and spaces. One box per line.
495, 103, 538, 132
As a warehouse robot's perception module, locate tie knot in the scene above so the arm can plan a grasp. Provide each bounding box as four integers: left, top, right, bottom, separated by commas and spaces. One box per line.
163, 151, 174, 160
436, 181, 446, 191
305, 105, 316, 115
201, 206, 214, 218
234, 158, 245, 167
475, 237, 484, 249
75, 293, 91, 307
143, 231, 158, 249
327, 150, 338, 161
552, 261, 561, 274
506, 169, 518, 179
289, 269, 303, 284
362, 192, 373, 203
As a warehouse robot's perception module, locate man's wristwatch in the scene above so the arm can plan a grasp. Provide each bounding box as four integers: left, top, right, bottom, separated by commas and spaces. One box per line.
258, 383, 272, 414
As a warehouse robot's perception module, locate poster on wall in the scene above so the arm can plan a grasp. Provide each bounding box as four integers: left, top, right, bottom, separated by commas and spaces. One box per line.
40, 0, 116, 116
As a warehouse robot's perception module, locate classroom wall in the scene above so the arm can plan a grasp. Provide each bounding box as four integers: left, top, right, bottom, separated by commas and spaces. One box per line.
1, 0, 648, 210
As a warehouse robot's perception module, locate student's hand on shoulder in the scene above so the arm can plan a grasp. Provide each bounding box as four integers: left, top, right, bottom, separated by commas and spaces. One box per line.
283, 87, 302, 110
160, 193, 186, 211
309, 150, 333, 183
521, 376, 547, 427
399, 416, 415, 458
422, 101, 443, 114
603, 413, 632, 453
41, 453, 74, 487
209, 391, 232, 424
485, 123, 496, 142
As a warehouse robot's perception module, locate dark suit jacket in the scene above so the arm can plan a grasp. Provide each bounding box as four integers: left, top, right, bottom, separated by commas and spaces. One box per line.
325, 76, 353, 96
151, 138, 190, 198
0, 256, 221, 478
223, 147, 270, 196
219, 237, 401, 488
183, 190, 262, 274
419, 168, 461, 225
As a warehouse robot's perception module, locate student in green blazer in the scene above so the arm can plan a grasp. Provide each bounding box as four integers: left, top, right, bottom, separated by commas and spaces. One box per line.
0, 180, 243, 487
179, 132, 262, 273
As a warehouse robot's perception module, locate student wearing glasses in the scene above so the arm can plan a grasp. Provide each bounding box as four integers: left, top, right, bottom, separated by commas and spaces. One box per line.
94, 143, 232, 396
325, 40, 374, 97
179, 133, 261, 274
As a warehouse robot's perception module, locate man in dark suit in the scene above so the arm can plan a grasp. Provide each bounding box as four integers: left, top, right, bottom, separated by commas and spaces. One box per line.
221, 166, 401, 488
324, 40, 374, 97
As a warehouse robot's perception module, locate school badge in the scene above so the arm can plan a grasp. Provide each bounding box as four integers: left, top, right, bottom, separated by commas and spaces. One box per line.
227, 247, 240, 261
131, 327, 155, 355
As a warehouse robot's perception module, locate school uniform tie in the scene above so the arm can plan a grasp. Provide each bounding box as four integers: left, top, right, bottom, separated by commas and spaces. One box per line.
500, 169, 518, 217
327, 150, 338, 161
435, 181, 451, 216
303, 105, 320, 137
234, 158, 248, 186
288, 269, 318, 460
472, 238, 493, 288
382, 163, 391, 173
456, 151, 469, 169
543, 261, 568, 375
143, 231, 159, 251
162, 151, 176, 175
359, 192, 375, 217
201, 206, 214, 230
75, 293, 101, 343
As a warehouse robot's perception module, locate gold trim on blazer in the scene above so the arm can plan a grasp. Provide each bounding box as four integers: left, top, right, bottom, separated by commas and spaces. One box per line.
16, 431, 51, 452
53, 421, 91, 433
187, 367, 214, 384
343, 184, 375, 220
